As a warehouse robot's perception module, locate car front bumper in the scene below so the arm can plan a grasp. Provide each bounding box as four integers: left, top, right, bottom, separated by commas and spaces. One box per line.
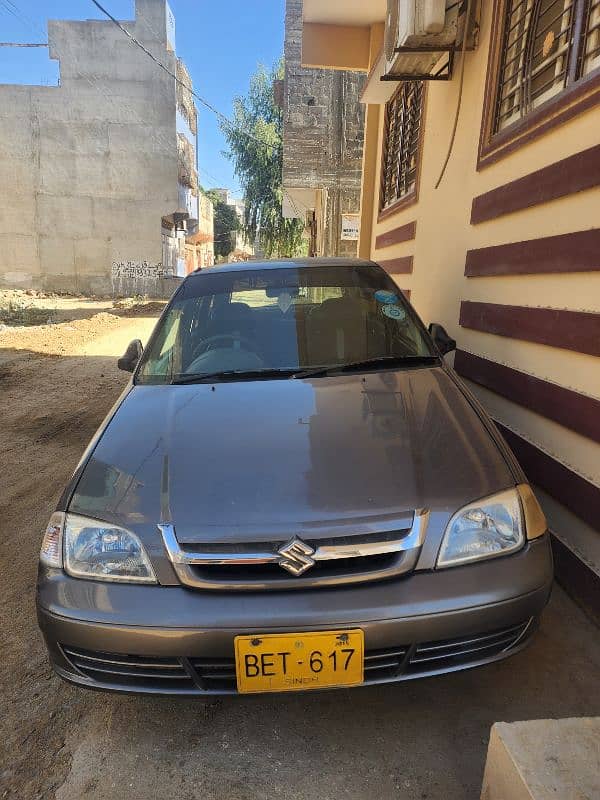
37, 536, 553, 695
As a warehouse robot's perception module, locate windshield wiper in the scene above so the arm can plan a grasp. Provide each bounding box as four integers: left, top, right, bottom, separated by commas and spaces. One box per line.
170, 368, 298, 385
170, 356, 439, 384
292, 355, 439, 379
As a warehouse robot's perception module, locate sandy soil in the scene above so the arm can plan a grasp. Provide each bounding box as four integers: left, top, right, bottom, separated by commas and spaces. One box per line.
1, 299, 599, 800
0, 304, 159, 799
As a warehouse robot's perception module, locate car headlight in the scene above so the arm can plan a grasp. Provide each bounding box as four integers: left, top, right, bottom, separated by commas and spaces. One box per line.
40, 512, 157, 584
436, 485, 546, 569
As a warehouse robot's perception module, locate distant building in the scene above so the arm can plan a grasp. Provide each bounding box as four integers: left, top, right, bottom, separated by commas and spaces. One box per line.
281, 0, 365, 257
0, 0, 203, 296
185, 193, 215, 272
213, 189, 254, 261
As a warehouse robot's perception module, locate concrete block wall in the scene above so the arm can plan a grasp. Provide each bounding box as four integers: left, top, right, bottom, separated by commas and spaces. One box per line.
283, 0, 365, 258
0, 0, 181, 296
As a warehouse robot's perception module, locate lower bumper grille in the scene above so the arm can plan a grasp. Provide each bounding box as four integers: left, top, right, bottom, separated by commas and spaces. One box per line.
59, 619, 535, 694
62, 646, 196, 692
189, 657, 237, 692
406, 621, 531, 675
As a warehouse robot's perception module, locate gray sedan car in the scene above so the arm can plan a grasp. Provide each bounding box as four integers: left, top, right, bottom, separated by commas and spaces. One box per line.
37, 258, 552, 695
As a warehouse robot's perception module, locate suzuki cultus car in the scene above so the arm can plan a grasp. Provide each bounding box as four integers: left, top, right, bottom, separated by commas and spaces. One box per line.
37, 259, 552, 695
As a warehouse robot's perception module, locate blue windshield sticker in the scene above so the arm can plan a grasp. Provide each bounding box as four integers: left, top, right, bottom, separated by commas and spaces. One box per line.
374, 290, 398, 304
382, 304, 406, 321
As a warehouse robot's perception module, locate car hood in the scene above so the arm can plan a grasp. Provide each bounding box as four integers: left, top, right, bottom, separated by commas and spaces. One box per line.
69, 368, 514, 545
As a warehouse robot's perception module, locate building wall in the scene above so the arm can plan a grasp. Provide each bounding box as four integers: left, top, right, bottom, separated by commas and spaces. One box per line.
185, 193, 214, 272
283, 0, 365, 257
302, 1, 600, 610
0, 0, 181, 296
365, 7, 600, 490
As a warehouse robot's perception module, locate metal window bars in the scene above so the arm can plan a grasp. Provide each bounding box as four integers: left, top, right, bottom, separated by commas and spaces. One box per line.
493, 0, 599, 132
583, 0, 600, 73
381, 81, 424, 210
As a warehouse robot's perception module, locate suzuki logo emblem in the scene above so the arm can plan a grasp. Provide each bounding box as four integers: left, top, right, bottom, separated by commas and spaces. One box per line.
277, 538, 316, 576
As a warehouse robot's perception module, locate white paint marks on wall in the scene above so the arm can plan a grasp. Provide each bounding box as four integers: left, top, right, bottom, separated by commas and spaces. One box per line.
111, 261, 171, 280
110, 261, 175, 296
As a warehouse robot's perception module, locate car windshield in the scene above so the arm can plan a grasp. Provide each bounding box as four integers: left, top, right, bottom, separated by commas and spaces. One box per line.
136, 265, 436, 384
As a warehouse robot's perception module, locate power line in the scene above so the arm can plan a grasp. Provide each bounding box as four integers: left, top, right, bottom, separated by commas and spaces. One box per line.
89, 0, 278, 153
0, 0, 43, 36
198, 166, 241, 195
0, 0, 27, 27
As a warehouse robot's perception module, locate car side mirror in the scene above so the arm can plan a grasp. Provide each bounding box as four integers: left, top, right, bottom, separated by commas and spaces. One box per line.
428, 323, 456, 356
118, 339, 143, 372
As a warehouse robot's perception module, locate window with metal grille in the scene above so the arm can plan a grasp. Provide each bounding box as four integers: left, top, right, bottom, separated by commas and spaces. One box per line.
584, 0, 600, 74
380, 81, 424, 210
494, 0, 600, 132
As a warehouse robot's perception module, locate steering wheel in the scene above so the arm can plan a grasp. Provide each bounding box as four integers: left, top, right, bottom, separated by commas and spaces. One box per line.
192, 333, 257, 360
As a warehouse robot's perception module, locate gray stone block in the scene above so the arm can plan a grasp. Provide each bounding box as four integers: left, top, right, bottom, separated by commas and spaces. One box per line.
481, 718, 600, 800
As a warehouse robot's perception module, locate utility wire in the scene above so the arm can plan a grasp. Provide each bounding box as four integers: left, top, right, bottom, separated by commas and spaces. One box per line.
198, 166, 241, 195
0, 0, 26, 27
0, 0, 42, 35
434, 0, 473, 189
89, 0, 278, 153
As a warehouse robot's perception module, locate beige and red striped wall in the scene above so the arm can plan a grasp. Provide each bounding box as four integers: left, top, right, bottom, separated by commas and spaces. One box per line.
361, 10, 600, 619
454, 145, 600, 620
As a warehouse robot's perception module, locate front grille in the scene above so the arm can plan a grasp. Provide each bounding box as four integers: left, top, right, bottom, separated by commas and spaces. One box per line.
189, 553, 399, 585
159, 513, 429, 591
62, 646, 196, 691
59, 619, 534, 694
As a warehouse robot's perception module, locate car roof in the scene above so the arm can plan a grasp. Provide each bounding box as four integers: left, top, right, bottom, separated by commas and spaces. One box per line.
188, 257, 380, 278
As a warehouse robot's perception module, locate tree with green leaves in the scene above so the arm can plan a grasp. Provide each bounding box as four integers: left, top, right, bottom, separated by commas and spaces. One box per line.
220, 60, 305, 258
204, 189, 240, 260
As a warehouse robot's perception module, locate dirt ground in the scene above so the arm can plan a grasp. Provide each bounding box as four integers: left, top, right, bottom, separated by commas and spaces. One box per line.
1, 297, 599, 800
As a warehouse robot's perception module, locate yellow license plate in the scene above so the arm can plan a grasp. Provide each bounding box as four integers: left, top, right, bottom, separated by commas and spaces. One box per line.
234, 629, 364, 694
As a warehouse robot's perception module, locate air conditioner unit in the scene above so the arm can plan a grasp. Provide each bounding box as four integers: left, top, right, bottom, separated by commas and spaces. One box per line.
384, 0, 463, 80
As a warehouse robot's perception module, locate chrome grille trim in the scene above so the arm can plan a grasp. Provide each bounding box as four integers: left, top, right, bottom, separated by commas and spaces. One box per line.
158, 510, 429, 591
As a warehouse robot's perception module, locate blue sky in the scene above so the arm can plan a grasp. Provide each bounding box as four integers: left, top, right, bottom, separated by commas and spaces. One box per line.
0, 0, 285, 195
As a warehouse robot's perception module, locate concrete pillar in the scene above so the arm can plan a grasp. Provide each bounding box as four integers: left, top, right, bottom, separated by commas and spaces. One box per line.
135, 0, 169, 46
481, 718, 600, 800
359, 104, 381, 260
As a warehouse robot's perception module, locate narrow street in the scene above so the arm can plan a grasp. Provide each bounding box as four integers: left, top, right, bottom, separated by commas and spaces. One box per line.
1, 304, 599, 800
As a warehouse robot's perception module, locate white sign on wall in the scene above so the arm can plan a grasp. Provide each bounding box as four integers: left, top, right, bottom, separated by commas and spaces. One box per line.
341, 214, 360, 241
